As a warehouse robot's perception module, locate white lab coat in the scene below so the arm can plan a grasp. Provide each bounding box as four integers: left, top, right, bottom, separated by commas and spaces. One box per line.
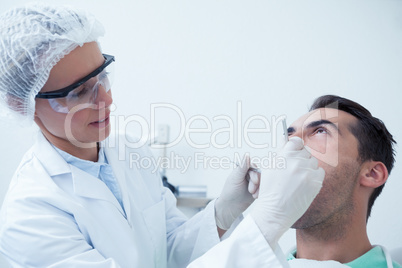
0, 132, 220, 268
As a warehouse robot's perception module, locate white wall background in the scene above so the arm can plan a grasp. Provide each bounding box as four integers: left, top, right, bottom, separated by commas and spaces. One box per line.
1, 0, 401, 265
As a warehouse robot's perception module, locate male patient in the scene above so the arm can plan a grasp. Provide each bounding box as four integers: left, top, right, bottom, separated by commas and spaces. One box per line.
285, 95, 400, 267
190, 95, 400, 267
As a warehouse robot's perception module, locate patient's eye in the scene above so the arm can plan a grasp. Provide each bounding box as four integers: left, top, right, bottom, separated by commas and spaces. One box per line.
313, 127, 328, 135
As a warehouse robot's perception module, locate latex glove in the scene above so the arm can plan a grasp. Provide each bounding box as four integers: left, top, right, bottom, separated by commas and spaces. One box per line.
251, 137, 325, 247
215, 155, 261, 230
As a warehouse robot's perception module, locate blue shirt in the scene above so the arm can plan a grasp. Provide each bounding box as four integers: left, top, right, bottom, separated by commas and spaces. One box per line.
53, 145, 124, 211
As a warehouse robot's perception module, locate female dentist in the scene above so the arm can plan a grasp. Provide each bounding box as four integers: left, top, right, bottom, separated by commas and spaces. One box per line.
0, 3, 261, 267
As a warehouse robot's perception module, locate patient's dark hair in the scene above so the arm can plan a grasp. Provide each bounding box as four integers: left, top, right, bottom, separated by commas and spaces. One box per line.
309, 95, 396, 220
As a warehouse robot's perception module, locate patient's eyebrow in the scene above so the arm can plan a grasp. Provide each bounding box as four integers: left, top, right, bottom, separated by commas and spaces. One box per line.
287, 119, 340, 137
287, 126, 296, 136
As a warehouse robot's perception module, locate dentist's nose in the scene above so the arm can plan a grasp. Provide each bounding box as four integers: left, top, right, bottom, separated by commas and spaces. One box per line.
94, 84, 113, 109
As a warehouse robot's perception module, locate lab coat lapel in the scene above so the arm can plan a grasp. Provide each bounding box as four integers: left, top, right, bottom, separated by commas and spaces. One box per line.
103, 142, 133, 221
71, 165, 126, 217
104, 141, 159, 217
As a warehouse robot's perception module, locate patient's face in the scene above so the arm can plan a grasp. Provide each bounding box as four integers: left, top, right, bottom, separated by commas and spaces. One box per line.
287, 108, 361, 229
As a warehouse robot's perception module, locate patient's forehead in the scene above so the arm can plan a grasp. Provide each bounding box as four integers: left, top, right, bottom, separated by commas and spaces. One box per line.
291, 108, 357, 131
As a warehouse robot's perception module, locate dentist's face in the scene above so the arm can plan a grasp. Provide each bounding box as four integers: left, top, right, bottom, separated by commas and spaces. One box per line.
35, 42, 113, 149
288, 108, 361, 230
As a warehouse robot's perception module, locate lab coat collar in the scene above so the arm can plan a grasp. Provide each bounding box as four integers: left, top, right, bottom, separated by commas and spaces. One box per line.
33, 132, 71, 176
33, 132, 126, 217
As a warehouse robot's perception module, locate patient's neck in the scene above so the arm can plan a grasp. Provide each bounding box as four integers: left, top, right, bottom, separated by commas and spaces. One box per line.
295, 209, 372, 263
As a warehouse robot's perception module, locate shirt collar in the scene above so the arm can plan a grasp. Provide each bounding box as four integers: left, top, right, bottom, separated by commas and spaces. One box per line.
53, 144, 108, 179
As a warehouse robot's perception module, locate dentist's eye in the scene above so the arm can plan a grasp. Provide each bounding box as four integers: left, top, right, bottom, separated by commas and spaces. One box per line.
69, 85, 90, 99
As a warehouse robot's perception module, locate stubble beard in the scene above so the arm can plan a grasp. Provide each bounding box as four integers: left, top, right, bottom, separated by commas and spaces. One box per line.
291, 161, 360, 241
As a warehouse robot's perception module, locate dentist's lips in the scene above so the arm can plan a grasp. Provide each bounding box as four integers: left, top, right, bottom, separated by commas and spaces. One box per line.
90, 113, 110, 128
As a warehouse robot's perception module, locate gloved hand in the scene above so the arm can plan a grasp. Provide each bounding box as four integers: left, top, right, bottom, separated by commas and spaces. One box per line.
251, 137, 325, 247
215, 155, 261, 230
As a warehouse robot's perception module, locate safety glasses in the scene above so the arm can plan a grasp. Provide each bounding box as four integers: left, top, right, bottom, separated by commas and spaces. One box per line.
36, 54, 115, 113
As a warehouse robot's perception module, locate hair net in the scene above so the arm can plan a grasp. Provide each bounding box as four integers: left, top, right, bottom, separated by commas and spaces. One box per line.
0, 3, 105, 124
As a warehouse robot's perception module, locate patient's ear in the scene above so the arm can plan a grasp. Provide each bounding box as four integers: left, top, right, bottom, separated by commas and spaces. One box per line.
359, 161, 388, 188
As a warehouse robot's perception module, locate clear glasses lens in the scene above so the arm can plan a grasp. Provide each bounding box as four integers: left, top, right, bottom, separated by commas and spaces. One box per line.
48, 61, 114, 113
